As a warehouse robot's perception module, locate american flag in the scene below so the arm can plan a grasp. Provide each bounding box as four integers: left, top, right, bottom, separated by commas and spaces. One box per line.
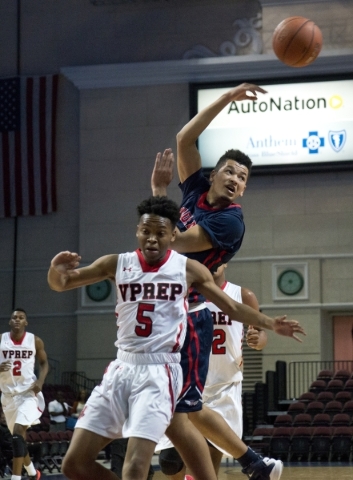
0, 74, 58, 218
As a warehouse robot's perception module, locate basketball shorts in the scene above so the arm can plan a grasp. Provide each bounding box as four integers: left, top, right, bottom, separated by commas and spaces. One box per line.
175, 307, 214, 413
202, 380, 243, 456
76, 351, 183, 444
1, 390, 45, 434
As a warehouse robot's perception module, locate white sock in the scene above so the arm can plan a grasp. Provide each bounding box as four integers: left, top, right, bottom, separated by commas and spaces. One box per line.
11, 476, 22, 480
24, 462, 37, 476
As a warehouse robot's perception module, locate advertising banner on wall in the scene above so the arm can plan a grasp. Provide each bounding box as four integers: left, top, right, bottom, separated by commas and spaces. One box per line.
196, 79, 353, 171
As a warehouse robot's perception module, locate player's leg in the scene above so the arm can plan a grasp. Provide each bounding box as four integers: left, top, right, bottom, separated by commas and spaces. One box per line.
208, 444, 223, 475
123, 437, 156, 480
165, 412, 217, 480
11, 423, 28, 478
62, 428, 116, 480
189, 406, 283, 480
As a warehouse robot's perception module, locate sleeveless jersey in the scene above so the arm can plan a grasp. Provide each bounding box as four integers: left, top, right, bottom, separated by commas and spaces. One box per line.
115, 249, 188, 354
205, 282, 244, 387
178, 169, 245, 303
0, 332, 37, 395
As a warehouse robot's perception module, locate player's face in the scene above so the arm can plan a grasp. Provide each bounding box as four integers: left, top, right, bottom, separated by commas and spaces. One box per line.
208, 160, 248, 208
9, 310, 28, 332
136, 214, 176, 265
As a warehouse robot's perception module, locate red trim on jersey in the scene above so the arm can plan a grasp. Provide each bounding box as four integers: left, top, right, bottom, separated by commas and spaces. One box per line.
10, 332, 27, 345
196, 192, 241, 211
136, 249, 172, 272
165, 364, 175, 414
220, 281, 228, 291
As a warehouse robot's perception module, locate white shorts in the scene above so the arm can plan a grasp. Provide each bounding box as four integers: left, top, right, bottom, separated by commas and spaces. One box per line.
202, 381, 243, 456
76, 352, 183, 444
156, 381, 243, 455
1, 390, 45, 434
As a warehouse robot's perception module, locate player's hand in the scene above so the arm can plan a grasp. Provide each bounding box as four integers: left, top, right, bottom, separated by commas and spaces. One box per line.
0, 361, 11, 372
246, 326, 261, 349
227, 83, 267, 102
151, 148, 174, 196
273, 316, 306, 342
50, 251, 81, 277
31, 381, 42, 394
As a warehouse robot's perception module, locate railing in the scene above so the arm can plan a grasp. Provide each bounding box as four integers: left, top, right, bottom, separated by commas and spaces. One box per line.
38, 357, 61, 384
61, 371, 101, 394
288, 360, 353, 399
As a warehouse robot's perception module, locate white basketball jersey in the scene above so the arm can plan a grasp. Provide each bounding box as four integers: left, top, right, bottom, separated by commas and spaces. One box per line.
115, 249, 188, 354
0, 332, 37, 395
205, 282, 243, 387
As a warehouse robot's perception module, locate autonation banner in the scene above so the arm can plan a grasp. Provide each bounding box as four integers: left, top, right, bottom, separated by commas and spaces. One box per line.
197, 79, 353, 169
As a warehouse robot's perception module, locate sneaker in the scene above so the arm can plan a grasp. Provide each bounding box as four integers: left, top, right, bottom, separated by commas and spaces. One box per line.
28, 469, 41, 480
242, 457, 283, 480
185, 476, 195, 480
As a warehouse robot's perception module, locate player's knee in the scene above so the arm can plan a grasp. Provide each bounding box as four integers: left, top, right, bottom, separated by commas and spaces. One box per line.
62, 454, 83, 479
159, 447, 184, 475
12, 434, 28, 458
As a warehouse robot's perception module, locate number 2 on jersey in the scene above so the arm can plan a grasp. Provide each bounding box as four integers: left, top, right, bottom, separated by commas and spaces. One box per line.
13, 360, 22, 376
212, 328, 226, 354
135, 303, 155, 337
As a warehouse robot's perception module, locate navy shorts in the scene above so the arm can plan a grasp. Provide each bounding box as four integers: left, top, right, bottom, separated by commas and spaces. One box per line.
175, 307, 214, 413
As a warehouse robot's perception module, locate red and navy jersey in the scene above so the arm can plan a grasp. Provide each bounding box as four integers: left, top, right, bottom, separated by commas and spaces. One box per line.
178, 169, 245, 302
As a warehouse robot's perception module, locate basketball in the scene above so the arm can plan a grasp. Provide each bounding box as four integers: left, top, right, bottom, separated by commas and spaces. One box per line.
272, 16, 323, 67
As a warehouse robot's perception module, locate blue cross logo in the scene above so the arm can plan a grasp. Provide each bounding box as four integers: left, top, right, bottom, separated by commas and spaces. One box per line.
302, 131, 325, 154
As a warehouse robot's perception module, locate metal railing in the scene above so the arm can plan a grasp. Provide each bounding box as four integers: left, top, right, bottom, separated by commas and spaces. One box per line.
288, 360, 353, 399
61, 371, 101, 394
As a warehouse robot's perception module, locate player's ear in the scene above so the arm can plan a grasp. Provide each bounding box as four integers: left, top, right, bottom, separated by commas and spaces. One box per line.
170, 228, 177, 243
209, 169, 216, 183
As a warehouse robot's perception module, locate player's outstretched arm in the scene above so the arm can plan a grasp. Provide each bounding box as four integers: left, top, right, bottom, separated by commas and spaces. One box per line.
151, 148, 174, 197
187, 259, 306, 342
241, 287, 268, 350
48, 251, 117, 292
177, 82, 267, 183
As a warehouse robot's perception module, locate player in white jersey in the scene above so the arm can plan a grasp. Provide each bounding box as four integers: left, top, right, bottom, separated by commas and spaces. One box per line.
203, 264, 267, 474
157, 263, 268, 479
48, 196, 305, 480
0, 308, 49, 480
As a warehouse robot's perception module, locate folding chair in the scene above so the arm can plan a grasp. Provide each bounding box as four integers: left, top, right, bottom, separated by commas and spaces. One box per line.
289, 427, 312, 461
311, 413, 331, 427
330, 426, 353, 461
335, 391, 352, 405
248, 427, 273, 456
326, 379, 344, 394
316, 391, 334, 405
306, 401, 324, 418
287, 402, 306, 418
333, 370, 351, 383
273, 414, 293, 428
324, 400, 343, 419
298, 392, 316, 404
268, 427, 292, 462
331, 413, 350, 428
292, 413, 312, 428
309, 426, 332, 461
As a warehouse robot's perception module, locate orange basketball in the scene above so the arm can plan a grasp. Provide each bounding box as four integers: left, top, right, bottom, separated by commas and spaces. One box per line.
272, 16, 323, 67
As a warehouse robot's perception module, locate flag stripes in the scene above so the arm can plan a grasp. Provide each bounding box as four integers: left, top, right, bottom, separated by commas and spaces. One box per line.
0, 74, 58, 218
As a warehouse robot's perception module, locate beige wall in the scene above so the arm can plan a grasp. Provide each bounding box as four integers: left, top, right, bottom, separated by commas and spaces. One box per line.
0, 0, 353, 384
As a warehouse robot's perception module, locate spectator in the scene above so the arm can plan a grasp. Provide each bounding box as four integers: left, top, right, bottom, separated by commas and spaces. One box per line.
48, 391, 69, 432
71, 389, 88, 418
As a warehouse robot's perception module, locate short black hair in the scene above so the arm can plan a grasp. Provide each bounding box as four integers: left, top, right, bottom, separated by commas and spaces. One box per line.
214, 149, 252, 176
13, 308, 27, 316
137, 196, 180, 228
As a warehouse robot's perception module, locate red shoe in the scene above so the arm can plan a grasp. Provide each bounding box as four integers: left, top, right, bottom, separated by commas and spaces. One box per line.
29, 469, 41, 480
185, 476, 195, 480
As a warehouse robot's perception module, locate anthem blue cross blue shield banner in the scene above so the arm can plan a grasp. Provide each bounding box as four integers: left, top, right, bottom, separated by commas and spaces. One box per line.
195, 79, 353, 170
